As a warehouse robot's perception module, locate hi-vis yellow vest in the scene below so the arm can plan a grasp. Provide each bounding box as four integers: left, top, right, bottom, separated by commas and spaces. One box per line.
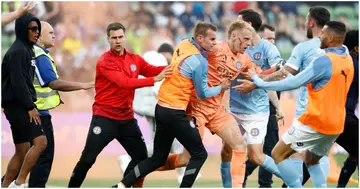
33, 45, 61, 110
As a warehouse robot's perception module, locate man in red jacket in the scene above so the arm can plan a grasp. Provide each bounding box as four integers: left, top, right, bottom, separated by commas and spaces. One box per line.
68, 22, 171, 188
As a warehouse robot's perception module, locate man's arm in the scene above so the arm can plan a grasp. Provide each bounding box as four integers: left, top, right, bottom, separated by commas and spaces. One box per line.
9, 52, 35, 110
138, 55, 167, 78
99, 59, 155, 90
263, 42, 303, 81
252, 56, 330, 91
35, 55, 93, 91
2, 2, 37, 26
262, 65, 298, 81
187, 56, 222, 99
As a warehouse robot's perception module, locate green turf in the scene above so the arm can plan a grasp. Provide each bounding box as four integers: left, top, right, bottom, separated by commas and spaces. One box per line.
47, 154, 359, 187
47, 179, 359, 188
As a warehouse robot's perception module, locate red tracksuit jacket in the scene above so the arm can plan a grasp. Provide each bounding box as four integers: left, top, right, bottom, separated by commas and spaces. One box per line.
93, 49, 166, 120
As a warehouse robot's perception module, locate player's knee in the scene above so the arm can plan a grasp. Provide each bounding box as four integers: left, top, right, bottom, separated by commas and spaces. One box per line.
221, 143, 232, 161
248, 153, 263, 165
271, 149, 282, 164
33, 135, 47, 152
191, 149, 208, 162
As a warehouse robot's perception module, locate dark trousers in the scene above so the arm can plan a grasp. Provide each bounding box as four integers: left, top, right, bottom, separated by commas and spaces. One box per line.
29, 115, 54, 187
121, 105, 208, 188
244, 114, 279, 187
68, 115, 148, 188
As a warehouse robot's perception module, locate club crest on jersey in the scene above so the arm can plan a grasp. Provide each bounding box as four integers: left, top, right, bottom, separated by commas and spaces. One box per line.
130, 64, 137, 72
250, 128, 259, 136
93, 126, 102, 135
254, 52, 261, 60
236, 61, 242, 70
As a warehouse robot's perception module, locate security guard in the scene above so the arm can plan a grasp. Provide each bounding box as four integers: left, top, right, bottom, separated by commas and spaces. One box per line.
28, 21, 94, 187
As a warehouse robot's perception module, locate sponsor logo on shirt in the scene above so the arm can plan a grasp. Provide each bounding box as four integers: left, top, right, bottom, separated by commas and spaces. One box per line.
254, 52, 261, 60
130, 64, 137, 72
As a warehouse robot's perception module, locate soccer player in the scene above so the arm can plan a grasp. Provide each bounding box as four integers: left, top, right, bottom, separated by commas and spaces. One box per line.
242, 23, 281, 188
234, 21, 353, 188
238, 7, 331, 187
153, 20, 267, 188
112, 22, 229, 188
259, 24, 276, 45
1, 14, 46, 188
67, 22, 171, 187
221, 9, 285, 188
336, 30, 359, 188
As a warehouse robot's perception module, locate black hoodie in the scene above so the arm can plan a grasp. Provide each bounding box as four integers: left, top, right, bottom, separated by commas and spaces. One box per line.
1, 13, 41, 111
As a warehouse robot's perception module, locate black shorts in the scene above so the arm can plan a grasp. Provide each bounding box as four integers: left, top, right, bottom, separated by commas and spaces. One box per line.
3, 106, 45, 144
336, 110, 359, 157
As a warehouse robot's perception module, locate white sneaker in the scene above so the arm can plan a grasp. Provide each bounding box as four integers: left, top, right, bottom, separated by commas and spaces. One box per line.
117, 155, 131, 174
8, 181, 25, 188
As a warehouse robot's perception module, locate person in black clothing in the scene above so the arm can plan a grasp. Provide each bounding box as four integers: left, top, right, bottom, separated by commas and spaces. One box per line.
1, 13, 47, 188
336, 30, 359, 188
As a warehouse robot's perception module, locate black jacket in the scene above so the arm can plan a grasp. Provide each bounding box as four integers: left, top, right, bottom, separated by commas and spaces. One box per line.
2, 14, 41, 111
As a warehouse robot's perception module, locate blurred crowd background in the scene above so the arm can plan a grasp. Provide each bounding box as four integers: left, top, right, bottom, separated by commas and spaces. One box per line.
2, 1, 359, 112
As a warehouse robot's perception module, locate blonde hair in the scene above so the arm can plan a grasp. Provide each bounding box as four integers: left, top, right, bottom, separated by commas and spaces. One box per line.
227, 21, 255, 39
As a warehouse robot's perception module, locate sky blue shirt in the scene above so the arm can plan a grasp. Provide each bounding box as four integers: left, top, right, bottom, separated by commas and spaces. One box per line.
230, 39, 283, 114
285, 38, 326, 118
178, 38, 222, 99
34, 44, 57, 115
253, 47, 347, 100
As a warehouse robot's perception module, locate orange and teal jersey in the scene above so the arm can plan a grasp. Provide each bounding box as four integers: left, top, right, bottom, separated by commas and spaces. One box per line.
192, 40, 261, 108
251, 47, 354, 135
158, 38, 222, 110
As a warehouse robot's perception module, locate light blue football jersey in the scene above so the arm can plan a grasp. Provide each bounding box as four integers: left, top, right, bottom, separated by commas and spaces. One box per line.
230, 39, 283, 114
286, 37, 325, 118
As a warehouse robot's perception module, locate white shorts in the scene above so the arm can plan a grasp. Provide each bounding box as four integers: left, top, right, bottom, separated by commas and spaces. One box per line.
282, 119, 339, 157
231, 112, 270, 144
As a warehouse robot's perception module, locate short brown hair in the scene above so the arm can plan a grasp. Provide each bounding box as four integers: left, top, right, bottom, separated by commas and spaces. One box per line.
194, 22, 217, 38
259, 24, 275, 32
228, 21, 254, 39
106, 22, 126, 37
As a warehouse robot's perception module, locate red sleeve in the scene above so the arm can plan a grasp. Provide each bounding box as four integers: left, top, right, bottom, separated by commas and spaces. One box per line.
137, 55, 166, 77
98, 57, 155, 89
